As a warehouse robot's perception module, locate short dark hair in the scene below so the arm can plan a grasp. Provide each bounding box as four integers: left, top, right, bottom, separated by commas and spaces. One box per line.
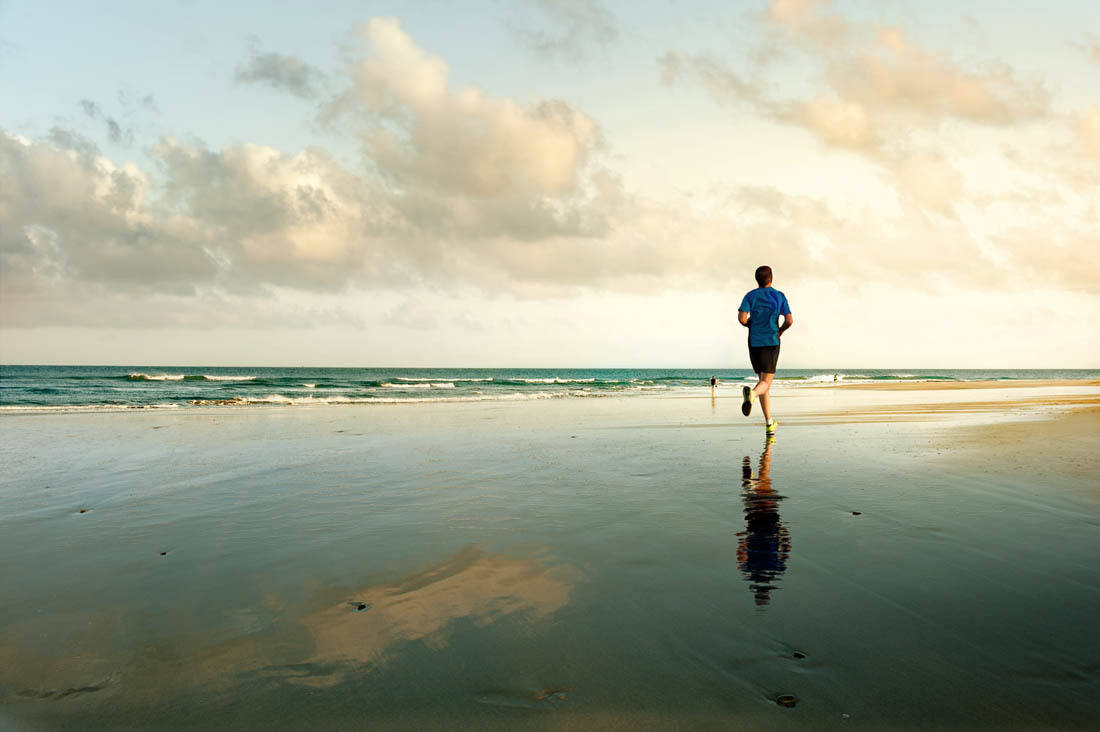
755, 266, 772, 287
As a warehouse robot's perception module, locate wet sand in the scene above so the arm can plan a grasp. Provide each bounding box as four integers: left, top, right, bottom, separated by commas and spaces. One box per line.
1, 382, 1099, 731
824, 378, 1100, 390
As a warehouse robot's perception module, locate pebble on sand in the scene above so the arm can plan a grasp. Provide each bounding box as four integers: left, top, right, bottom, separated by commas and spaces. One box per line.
793, 651, 807, 660
776, 694, 798, 708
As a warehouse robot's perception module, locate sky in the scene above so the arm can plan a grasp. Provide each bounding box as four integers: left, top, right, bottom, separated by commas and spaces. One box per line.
1, 0, 1098, 367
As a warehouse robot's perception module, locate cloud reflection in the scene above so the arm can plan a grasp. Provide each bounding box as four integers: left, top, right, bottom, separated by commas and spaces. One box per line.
0, 544, 577, 711
301, 544, 576, 670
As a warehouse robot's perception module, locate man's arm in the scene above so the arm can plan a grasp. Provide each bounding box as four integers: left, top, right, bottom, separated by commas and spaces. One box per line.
738, 310, 751, 328
778, 313, 793, 337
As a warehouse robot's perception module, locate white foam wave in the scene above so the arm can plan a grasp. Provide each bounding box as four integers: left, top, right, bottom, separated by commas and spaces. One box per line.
188, 390, 608, 406
381, 382, 455, 389
892, 373, 917, 378
128, 372, 184, 381
201, 375, 257, 381
302, 383, 317, 388
800, 373, 870, 383
395, 377, 494, 382
0, 403, 182, 413
514, 377, 597, 384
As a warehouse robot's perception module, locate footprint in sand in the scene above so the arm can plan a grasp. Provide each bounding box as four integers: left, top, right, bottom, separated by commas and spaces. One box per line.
476, 687, 574, 709
16, 684, 106, 701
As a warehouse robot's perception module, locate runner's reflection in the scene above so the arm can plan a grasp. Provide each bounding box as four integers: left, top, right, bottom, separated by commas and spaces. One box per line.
737, 436, 791, 608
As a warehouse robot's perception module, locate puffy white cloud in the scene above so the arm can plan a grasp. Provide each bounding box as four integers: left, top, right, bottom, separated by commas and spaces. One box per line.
2, 14, 1096, 335
338, 18, 600, 200
0, 130, 212, 295
153, 139, 392, 284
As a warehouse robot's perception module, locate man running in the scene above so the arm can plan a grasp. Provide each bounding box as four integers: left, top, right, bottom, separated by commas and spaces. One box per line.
737, 266, 792, 435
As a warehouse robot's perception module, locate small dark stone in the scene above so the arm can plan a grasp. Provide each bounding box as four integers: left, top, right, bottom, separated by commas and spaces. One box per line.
776, 694, 798, 708
851, 511, 862, 516
160, 551, 167, 556
571, 436, 576, 438
793, 651, 806, 660
357, 603, 367, 611
78, 509, 87, 514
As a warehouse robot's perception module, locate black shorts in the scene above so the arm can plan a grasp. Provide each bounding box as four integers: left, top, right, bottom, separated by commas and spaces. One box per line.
749, 344, 780, 374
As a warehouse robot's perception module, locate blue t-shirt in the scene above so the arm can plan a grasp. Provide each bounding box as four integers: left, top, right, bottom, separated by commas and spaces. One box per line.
739, 287, 791, 347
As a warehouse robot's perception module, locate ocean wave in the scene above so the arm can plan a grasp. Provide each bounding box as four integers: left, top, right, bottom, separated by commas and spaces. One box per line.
303, 383, 317, 388
395, 377, 494, 382
128, 372, 185, 381
380, 382, 456, 389
0, 403, 182, 413
187, 390, 607, 406
507, 377, 598, 384
127, 372, 257, 382
780, 373, 870, 383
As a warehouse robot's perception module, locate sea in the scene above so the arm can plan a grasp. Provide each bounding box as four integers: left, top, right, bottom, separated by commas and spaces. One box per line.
1, 365, 1097, 412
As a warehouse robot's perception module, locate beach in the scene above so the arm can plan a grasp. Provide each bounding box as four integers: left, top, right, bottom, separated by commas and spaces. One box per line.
2, 380, 1099, 731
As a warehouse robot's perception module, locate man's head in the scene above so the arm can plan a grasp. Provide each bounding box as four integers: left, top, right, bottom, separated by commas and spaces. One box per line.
755, 266, 773, 287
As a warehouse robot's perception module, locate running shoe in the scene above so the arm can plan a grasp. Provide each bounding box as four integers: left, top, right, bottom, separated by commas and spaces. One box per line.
766, 419, 778, 435
741, 385, 754, 416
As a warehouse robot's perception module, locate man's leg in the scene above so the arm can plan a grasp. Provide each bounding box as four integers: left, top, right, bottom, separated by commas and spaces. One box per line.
756, 372, 774, 424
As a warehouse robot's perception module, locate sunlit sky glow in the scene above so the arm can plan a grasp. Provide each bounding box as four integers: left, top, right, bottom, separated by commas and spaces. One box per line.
1, 0, 1097, 367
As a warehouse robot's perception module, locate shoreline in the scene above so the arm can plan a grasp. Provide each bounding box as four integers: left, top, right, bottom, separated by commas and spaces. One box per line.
4, 378, 1100, 417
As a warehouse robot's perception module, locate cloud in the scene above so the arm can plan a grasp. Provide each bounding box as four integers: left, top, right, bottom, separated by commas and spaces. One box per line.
77, 98, 134, 146
153, 138, 393, 284
829, 25, 1048, 126
665, 0, 1049, 158
792, 96, 874, 148
0, 130, 210, 295
1083, 34, 1100, 65
236, 49, 326, 99
658, 51, 764, 105
511, 0, 617, 62
328, 17, 607, 242
763, 0, 849, 48
3, 15, 1096, 331
1078, 106, 1100, 162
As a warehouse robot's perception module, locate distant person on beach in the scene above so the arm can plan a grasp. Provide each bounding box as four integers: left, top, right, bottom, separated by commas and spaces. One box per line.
710, 375, 718, 393
737, 265, 792, 435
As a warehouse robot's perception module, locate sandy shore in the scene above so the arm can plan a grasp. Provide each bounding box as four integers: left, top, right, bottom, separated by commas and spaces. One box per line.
821, 378, 1100, 390
2, 381, 1099, 731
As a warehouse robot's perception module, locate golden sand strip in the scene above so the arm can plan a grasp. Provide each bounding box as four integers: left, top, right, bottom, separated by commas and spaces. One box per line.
822, 379, 1100, 391
799, 393, 1100, 419
932, 405, 1100, 485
